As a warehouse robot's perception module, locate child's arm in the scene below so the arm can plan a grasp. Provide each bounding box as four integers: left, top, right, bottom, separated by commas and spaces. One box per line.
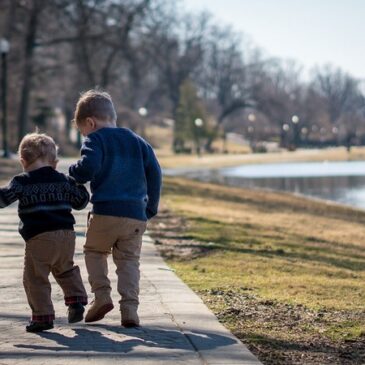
143, 142, 162, 219
0, 178, 22, 208
69, 134, 103, 184
67, 176, 90, 210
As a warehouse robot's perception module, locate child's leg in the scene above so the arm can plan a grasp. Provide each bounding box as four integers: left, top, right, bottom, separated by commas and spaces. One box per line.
112, 218, 147, 327
84, 251, 111, 298
50, 230, 88, 306
84, 214, 117, 322
23, 234, 56, 330
84, 214, 118, 298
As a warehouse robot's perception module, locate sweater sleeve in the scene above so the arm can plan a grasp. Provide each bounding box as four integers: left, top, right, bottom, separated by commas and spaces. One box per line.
0, 177, 22, 208
69, 134, 103, 184
143, 142, 162, 219
67, 176, 90, 210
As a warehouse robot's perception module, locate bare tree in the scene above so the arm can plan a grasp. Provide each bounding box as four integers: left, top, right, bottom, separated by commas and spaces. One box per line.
40, 0, 154, 141
312, 65, 364, 150
3, 0, 365, 154
252, 59, 304, 148
146, 10, 209, 115
197, 27, 259, 150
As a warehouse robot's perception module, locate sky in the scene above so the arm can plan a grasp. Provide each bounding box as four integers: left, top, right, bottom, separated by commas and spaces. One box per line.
183, 0, 365, 80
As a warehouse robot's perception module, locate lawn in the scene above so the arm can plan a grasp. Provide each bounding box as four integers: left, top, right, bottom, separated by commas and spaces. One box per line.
149, 176, 365, 364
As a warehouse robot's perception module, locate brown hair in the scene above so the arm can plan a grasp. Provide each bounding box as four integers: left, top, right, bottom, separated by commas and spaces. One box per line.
18, 133, 58, 165
73, 89, 117, 125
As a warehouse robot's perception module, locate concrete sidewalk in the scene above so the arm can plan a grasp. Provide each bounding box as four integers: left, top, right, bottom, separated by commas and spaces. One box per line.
0, 204, 262, 364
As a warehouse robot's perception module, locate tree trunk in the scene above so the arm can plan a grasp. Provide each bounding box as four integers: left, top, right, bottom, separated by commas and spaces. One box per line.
17, 1, 43, 143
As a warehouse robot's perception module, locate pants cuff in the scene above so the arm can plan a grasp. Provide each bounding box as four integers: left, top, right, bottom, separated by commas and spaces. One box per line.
32, 314, 55, 322
65, 296, 88, 306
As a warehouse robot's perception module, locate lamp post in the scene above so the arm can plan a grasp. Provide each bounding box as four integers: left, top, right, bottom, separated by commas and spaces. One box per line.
194, 118, 203, 156
301, 127, 308, 145
282, 123, 290, 149
0, 38, 10, 158
291, 115, 300, 148
247, 125, 254, 148
247, 113, 256, 149
138, 107, 148, 138
332, 126, 339, 146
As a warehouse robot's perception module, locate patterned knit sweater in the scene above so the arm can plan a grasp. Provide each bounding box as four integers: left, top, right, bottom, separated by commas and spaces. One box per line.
0, 166, 89, 241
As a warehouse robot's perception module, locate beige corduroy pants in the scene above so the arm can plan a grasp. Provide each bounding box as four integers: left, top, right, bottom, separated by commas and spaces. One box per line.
24, 230, 87, 321
84, 214, 147, 312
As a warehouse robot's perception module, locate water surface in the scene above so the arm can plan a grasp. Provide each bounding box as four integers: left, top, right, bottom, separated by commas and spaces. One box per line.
166, 161, 365, 209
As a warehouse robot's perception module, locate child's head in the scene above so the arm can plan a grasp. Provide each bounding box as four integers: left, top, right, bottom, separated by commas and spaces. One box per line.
18, 133, 58, 170
73, 89, 117, 136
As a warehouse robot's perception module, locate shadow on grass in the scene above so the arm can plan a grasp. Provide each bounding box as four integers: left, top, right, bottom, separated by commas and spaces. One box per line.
222, 245, 365, 272
181, 216, 365, 272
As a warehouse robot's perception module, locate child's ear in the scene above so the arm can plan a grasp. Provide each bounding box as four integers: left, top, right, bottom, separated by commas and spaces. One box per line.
86, 117, 96, 129
51, 159, 59, 169
20, 158, 28, 169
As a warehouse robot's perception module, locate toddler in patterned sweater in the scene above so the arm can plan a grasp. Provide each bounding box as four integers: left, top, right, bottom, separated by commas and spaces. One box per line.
0, 133, 89, 332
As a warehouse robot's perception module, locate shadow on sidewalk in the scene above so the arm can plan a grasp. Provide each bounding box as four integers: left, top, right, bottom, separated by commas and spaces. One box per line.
15, 328, 145, 353
11, 324, 236, 356
95, 323, 237, 351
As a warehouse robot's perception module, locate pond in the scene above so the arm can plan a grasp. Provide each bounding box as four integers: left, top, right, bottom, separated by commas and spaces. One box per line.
165, 161, 365, 210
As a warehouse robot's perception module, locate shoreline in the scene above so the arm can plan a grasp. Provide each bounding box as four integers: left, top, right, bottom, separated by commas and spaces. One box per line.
157, 146, 365, 169
185, 174, 365, 214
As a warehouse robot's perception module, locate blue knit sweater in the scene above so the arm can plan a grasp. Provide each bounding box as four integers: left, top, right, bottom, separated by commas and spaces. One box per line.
69, 127, 162, 221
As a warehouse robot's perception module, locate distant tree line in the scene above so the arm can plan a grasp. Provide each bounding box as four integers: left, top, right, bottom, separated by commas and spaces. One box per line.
0, 0, 364, 154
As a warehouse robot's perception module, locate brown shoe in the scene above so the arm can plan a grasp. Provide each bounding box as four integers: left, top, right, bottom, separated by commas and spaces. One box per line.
85, 297, 114, 323
121, 307, 140, 328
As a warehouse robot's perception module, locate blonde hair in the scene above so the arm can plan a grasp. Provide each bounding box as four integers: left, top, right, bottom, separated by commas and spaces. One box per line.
73, 89, 117, 125
18, 133, 58, 165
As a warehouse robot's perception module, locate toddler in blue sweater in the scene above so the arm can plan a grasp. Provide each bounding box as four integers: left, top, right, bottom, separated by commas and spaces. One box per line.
69, 89, 162, 327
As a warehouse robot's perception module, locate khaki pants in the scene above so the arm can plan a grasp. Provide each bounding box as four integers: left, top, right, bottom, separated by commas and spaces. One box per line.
23, 230, 88, 321
84, 214, 147, 312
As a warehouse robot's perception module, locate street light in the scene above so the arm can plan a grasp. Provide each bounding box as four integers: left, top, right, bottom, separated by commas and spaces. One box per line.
282, 123, 290, 131
194, 118, 203, 127
138, 107, 148, 117
194, 118, 203, 156
291, 115, 299, 124
291, 115, 300, 147
332, 126, 339, 146
247, 125, 255, 149
0, 38, 10, 158
281, 123, 290, 149
248, 113, 256, 122
138, 107, 148, 137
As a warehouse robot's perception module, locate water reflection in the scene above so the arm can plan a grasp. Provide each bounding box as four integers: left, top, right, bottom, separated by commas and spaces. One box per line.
219, 175, 365, 208
166, 161, 365, 210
